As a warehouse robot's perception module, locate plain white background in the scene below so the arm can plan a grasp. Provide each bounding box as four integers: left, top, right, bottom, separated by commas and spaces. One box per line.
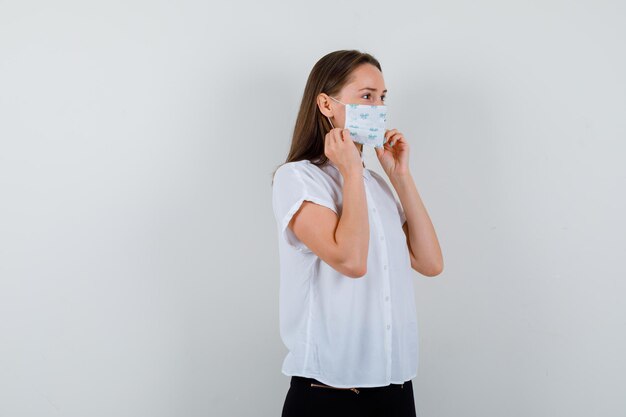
1, 1, 625, 416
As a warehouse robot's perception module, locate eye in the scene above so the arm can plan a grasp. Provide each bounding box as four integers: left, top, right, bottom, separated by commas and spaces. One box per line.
361, 93, 387, 101
362, 93, 385, 102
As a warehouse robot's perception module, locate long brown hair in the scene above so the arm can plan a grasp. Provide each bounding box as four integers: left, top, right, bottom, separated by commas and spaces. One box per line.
271, 50, 382, 185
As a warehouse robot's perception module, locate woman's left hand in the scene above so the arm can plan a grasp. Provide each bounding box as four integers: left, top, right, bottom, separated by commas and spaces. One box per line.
375, 129, 410, 178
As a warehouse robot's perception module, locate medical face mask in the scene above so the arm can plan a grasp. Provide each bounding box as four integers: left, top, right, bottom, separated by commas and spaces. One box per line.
326, 95, 388, 149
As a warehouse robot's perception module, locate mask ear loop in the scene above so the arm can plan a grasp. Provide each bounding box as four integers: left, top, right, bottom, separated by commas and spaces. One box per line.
325, 95, 365, 167
325, 94, 338, 129
326, 116, 364, 166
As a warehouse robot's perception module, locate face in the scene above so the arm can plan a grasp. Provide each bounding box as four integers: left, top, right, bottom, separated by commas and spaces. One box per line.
318, 63, 387, 135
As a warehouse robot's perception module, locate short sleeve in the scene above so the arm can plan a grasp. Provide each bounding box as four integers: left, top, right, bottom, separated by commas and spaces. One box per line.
395, 196, 406, 225
272, 162, 338, 253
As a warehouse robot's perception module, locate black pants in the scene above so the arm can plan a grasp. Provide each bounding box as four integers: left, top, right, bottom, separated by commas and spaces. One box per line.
281, 375, 417, 417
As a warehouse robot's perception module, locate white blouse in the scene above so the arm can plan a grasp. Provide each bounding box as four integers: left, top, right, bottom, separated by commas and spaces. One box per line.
271, 158, 419, 388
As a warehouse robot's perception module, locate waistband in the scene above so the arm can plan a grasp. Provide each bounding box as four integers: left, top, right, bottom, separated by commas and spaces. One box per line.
290, 375, 409, 392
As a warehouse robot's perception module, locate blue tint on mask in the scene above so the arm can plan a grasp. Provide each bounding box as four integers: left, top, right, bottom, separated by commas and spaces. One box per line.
326, 95, 387, 148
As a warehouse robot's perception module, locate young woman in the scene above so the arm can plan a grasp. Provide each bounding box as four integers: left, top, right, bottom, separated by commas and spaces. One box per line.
271, 50, 443, 417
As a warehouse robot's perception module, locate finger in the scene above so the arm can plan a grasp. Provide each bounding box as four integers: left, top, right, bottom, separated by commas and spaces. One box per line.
325, 131, 335, 147
387, 130, 401, 140
328, 128, 337, 143
341, 128, 351, 142
385, 129, 398, 137
384, 129, 398, 143
332, 128, 342, 142
384, 133, 397, 147
387, 132, 403, 146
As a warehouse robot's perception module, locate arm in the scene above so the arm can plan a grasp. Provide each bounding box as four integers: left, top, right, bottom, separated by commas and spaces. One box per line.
391, 171, 443, 277
289, 170, 369, 278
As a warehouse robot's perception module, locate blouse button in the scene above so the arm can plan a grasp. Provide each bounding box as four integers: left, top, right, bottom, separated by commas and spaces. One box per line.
386, 324, 391, 330
380, 236, 385, 241
385, 296, 389, 301
383, 264, 387, 270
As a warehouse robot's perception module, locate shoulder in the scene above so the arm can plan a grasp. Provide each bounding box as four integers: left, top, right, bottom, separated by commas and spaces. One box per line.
274, 160, 310, 176
273, 160, 339, 204
274, 160, 331, 185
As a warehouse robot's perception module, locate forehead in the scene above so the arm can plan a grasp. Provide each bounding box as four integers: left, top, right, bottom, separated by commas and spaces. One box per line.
343, 63, 386, 92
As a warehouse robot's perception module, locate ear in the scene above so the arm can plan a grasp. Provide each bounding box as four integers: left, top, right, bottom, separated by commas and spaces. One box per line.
317, 93, 333, 118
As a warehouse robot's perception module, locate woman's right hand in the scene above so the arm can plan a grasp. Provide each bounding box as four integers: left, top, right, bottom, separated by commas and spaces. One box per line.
324, 128, 363, 177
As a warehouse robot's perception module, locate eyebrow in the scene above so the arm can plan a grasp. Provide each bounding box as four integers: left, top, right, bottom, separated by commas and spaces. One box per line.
359, 87, 388, 93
